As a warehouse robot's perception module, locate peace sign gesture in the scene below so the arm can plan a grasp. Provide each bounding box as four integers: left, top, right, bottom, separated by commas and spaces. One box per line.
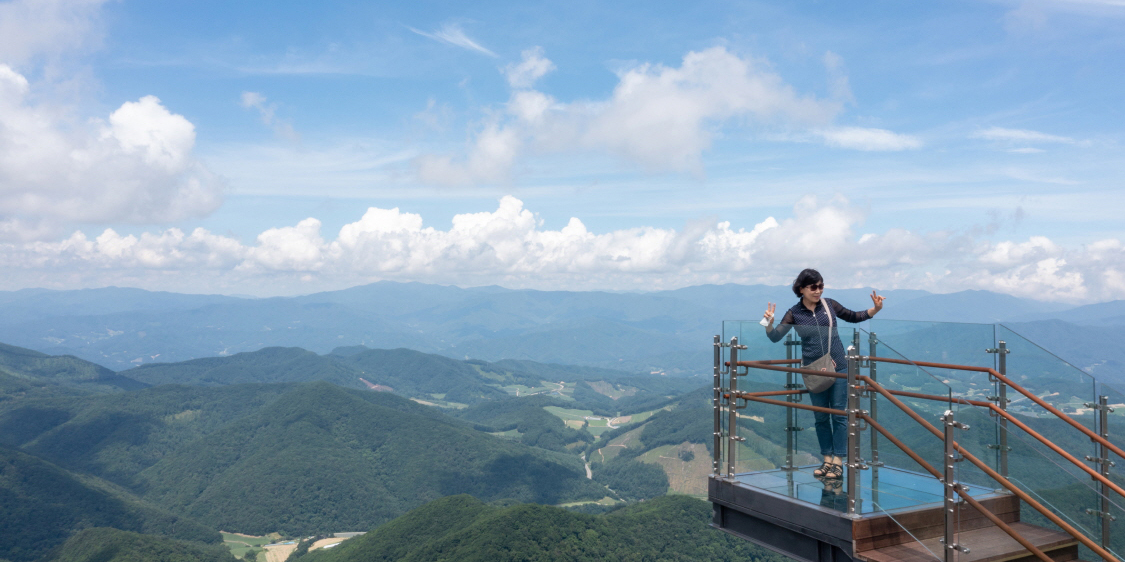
869, 290, 886, 315
761, 302, 777, 328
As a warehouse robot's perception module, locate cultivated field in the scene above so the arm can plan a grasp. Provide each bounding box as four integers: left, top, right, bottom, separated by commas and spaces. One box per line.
221, 532, 274, 560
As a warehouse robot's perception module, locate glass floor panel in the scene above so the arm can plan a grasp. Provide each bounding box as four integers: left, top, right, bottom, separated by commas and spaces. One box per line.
734, 465, 1001, 515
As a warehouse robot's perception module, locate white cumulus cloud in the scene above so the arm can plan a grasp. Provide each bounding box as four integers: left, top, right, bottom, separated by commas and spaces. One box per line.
503, 47, 555, 88
1, 195, 1122, 303
417, 46, 918, 185
0, 65, 223, 240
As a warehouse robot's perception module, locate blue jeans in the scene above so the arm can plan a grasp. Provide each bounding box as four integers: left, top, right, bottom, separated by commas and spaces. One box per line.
808, 375, 848, 458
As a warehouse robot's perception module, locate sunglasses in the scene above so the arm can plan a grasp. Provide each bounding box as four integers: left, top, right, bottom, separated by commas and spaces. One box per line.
804, 283, 825, 291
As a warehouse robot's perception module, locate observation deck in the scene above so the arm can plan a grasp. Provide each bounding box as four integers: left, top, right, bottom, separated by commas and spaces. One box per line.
708, 319, 1125, 562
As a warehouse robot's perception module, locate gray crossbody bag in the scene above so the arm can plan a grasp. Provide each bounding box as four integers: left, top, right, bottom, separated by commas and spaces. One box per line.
801, 299, 837, 393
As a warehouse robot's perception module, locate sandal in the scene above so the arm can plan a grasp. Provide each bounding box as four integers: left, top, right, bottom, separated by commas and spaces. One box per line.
822, 463, 843, 480
813, 462, 833, 477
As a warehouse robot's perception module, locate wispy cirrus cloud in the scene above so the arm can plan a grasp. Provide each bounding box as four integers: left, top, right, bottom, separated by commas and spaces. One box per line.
817, 127, 923, 151
408, 23, 496, 57
240, 91, 300, 142
972, 126, 1076, 144
0, 0, 108, 67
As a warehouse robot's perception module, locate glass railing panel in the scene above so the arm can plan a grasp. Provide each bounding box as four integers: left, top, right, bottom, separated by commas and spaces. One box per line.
721, 321, 811, 480
951, 392, 1125, 560
864, 319, 1005, 483
866, 319, 998, 401
733, 322, 843, 479
856, 327, 955, 511
995, 324, 1099, 466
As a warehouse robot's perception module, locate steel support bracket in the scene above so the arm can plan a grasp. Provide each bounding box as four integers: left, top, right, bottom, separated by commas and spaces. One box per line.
1084, 455, 1116, 467
938, 539, 971, 554
1086, 509, 1118, 521
1085, 402, 1116, 413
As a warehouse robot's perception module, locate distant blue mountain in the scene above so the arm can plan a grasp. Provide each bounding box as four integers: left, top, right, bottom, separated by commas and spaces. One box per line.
0, 282, 1116, 383
1012, 299, 1125, 326
877, 289, 1072, 323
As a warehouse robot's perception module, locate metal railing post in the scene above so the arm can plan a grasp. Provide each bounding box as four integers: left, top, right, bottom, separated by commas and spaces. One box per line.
713, 335, 721, 475
783, 333, 802, 471
987, 341, 1011, 480
846, 345, 862, 517
727, 337, 739, 478
942, 411, 969, 561
868, 332, 881, 508
869, 331, 881, 467
1085, 394, 1116, 549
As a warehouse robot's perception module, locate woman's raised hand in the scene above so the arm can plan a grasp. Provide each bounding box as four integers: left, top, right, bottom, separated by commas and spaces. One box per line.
870, 290, 886, 314
762, 302, 776, 328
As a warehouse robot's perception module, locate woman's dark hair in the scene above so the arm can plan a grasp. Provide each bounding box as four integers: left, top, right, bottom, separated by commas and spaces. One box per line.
792, 268, 824, 297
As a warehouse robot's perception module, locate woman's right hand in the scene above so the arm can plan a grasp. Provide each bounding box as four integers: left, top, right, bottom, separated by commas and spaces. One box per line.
762, 302, 776, 328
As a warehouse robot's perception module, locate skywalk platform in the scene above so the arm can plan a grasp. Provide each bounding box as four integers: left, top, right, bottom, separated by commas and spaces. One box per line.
710, 466, 1080, 562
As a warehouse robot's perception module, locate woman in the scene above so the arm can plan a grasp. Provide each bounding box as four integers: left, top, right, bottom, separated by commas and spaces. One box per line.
762, 268, 885, 479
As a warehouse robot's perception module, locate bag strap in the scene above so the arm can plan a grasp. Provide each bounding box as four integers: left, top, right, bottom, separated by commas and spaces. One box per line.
820, 298, 833, 350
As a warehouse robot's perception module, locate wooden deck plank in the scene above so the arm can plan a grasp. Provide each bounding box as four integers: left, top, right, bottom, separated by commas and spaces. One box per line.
854, 495, 1020, 551
857, 522, 1078, 562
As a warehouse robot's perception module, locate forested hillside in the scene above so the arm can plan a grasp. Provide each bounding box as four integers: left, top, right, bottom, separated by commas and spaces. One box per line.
135, 382, 605, 535
298, 494, 789, 562
0, 445, 219, 562
0, 342, 145, 393
329, 347, 531, 403
0, 383, 296, 486
121, 347, 361, 388
48, 528, 236, 562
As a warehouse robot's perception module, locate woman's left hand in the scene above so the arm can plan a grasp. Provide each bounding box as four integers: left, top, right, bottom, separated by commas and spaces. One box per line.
870, 290, 886, 314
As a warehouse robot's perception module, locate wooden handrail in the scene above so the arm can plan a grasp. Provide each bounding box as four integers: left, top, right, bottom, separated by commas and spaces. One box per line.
735, 389, 808, 398
858, 385, 1125, 502
860, 413, 1053, 562
871, 356, 1125, 463
860, 376, 1117, 562
734, 392, 844, 416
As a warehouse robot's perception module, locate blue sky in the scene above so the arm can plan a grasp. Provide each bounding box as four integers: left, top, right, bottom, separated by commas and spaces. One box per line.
0, 0, 1123, 301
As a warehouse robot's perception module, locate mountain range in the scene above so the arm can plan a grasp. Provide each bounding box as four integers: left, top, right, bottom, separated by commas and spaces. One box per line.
0, 283, 1120, 383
